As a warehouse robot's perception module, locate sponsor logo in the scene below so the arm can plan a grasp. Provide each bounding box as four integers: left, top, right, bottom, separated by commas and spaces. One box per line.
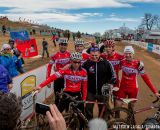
55, 58, 70, 64
89, 66, 95, 73
21, 75, 36, 110
110, 60, 120, 66
64, 75, 85, 82
122, 66, 138, 74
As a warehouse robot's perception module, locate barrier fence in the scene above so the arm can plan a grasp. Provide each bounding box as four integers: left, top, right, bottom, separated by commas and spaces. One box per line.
11, 64, 54, 120
124, 40, 160, 55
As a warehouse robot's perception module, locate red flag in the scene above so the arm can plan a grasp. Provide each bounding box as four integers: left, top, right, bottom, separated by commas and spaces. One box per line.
16, 38, 38, 58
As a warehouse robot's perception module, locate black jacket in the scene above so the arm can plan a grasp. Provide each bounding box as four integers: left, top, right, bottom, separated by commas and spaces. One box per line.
42, 41, 48, 50
82, 58, 116, 95
100, 45, 105, 53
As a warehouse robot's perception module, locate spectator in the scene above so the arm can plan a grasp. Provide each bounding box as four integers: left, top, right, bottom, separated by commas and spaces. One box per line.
72, 33, 76, 41
51, 32, 58, 47
8, 39, 25, 73
67, 31, 70, 40
58, 31, 61, 37
42, 38, 49, 58
0, 64, 13, 93
46, 104, 66, 130
88, 118, 107, 130
0, 92, 22, 130
46, 105, 108, 130
86, 42, 98, 54
82, 47, 116, 120
32, 29, 36, 35
2, 25, 6, 36
0, 43, 21, 78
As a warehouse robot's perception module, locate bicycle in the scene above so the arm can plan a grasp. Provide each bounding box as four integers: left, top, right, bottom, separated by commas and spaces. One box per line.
141, 96, 160, 130
114, 92, 160, 130
20, 91, 49, 130
56, 92, 88, 130
57, 91, 128, 130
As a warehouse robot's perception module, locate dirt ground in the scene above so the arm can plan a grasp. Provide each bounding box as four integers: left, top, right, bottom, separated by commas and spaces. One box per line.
0, 35, 160, 126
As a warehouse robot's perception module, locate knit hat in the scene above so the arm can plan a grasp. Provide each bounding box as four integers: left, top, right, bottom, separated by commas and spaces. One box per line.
1, 43, 11, 51
124, 46, 134, 54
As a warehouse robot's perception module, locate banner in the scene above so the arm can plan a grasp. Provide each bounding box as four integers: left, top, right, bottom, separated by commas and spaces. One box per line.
16, 38, 38, 58
147, 43, 153, 52
10, 30, 30, 41
11, 64, 54, 120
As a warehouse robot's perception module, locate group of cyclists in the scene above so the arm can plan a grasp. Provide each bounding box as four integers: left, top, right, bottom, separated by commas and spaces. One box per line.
35, 38, 160, 129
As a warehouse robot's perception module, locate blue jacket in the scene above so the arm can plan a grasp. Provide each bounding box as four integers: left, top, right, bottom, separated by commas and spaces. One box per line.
0, 64, 12, 93
0, 54, 20, 78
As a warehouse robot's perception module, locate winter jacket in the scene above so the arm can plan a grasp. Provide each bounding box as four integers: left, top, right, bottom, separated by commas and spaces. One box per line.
0, 54, 20, 77
0, 64, 12, 93
82, 58, 116, 95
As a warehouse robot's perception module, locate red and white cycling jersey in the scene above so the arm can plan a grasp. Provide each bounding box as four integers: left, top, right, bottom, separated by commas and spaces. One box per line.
101, 52, 124, 87
117, 59, 156, 98
81, 53, 90, 64
47, 51, 70, 78
40, 68, 87, 100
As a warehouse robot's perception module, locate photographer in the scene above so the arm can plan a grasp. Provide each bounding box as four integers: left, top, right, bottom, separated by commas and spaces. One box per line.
46, 104, 66, 130
0, 92, 22, 130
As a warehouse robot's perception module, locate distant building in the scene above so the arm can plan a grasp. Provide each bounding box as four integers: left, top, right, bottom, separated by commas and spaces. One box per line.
143, 31, 160, 45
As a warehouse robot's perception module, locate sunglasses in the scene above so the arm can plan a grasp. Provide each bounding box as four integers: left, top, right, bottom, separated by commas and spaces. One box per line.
4, 48, 11, 50
90, 47, 99, 52
60, 43, 67, 46
73, 61, 81, 64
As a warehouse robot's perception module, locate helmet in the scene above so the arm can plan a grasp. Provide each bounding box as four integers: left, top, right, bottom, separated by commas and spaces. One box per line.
58, 38, 68, 44
75, 39, 84, 46
70, 52, 82, 61
124, 46, 134, 54
104, 40, 115, 47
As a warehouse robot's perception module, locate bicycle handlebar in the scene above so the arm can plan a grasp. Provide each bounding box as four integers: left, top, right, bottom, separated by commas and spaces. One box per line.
152, 97, 160, 104
32, 90, 39, 97
152, 90, 160, 104
56, 92, 78, 103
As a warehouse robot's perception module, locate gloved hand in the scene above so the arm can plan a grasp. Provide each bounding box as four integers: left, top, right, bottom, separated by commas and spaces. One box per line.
138, 61, 144, 71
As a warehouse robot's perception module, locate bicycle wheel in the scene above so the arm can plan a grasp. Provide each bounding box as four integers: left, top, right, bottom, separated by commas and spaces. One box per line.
105, 107, 133, 124
21, 114, 49, 130
64, 114, 80, 130
108, 118, 128, 130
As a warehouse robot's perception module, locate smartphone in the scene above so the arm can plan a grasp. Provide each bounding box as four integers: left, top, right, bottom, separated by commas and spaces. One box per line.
35, 102, 50, 115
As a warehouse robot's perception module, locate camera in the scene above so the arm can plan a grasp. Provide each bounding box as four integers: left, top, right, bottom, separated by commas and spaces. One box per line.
35, 102, 50, 115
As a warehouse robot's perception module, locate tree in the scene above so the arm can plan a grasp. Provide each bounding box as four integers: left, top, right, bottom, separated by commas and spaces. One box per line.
93, 32, 101, 37
103, 31, 109, 39
76, 31, 81, 38
140, 13, 159, 30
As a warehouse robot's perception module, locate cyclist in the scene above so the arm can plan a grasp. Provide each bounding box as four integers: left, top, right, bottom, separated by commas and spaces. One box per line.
36, 52, 87, 130
101, 40, 124, 91
61, 39, 90, 70
116, 46, 160, 107
82, 47, 116, 120
75, 39, 90, 64
46, 38, 70, 104
37, 52, 87, 108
